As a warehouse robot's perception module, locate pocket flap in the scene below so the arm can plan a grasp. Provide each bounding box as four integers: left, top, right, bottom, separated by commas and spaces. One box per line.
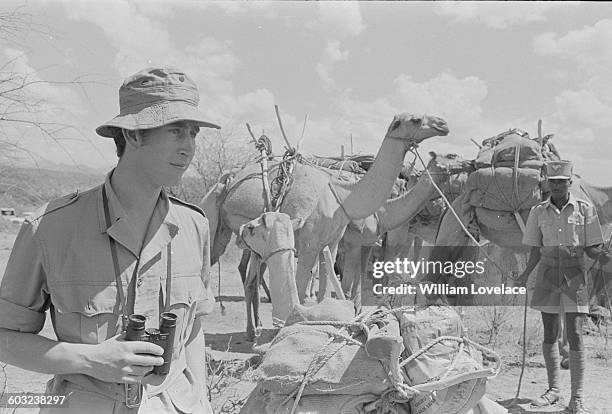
50, 283, 118, 316
166, 275, 207, 307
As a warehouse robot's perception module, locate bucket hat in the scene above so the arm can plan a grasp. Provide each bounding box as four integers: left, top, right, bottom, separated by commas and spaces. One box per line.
96, 67, 220, 138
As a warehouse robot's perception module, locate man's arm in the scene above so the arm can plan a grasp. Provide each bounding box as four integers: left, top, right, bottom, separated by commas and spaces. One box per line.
0, 328, 164, 384
518, 246, 541, 286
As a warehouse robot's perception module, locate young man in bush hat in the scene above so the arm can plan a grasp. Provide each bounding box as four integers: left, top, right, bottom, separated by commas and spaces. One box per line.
519, 160, 611, 414
0, 67, 219, 413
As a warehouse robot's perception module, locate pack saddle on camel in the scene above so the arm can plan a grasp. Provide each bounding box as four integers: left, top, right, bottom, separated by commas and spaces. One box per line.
200, 112, 451, 340
237, 211, 508, 414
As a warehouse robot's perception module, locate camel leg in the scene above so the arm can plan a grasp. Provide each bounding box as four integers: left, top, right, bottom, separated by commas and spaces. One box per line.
252, 259, 262, 337
316, 254, 328, 302
351, 246, 372, 310
238, 249, 249, 285
322, 247, 346, 301
341, 241, 362, 300
295, 248, 320, 304
239, 250, 272, 303
412, 236, 423, 261
243, 255, 258, 341
260, 265, 272, 303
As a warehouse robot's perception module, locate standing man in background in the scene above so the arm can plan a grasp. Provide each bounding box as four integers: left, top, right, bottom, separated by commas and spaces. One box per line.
0, 67, 218, 413
519, 160, 611, 414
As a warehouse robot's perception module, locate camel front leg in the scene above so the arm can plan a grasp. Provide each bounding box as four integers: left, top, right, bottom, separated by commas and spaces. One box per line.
322, 247, 346, 301
295, 248, 320, 304
243, 255, 259, 341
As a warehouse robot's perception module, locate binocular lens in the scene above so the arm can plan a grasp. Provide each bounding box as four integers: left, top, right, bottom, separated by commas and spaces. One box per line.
128, 314, 146, 329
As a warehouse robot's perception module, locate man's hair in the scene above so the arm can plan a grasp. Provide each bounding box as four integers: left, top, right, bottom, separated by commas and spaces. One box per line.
111, 128, 150, 158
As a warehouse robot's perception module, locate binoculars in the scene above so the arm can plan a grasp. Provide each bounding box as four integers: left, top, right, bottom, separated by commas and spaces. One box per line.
125, 312, 177, 376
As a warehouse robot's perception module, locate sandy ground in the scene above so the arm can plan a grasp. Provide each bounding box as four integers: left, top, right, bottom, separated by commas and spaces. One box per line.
1, 232, 611, 413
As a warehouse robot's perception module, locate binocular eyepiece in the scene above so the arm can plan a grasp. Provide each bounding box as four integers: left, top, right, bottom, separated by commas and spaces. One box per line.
125, 312, 177, 376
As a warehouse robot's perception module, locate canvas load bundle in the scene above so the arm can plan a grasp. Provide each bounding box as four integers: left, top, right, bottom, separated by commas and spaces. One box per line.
467, 132, 546, 213
474, 132, 543, 169
395, 306, 500, 414
465, 167, 542, 212
241, 305, 504, 414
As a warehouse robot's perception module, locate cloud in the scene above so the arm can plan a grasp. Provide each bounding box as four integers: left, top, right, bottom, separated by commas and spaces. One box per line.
312, 2, 364, 90
534, 19, 612, 73
297, 72, 489, 158
317, 41, 350, 89
531, 20, 612, 166
316, 1, 365, 39
0, 47, 112, 166
434, 2, 558, 29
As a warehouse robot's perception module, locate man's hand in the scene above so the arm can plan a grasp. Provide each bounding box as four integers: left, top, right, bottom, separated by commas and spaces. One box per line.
82, 334, 164, 384
598, 251, 612, 266
516, 271, 529, 288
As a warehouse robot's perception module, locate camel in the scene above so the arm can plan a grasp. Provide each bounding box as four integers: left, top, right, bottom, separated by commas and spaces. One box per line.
338, 153, 472, 307
238, 211, 355, 326
201, 113, 450, 339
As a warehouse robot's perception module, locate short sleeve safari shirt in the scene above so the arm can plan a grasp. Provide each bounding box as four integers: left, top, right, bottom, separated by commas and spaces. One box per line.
523, 194, 604, 256
0, 171, 214, 412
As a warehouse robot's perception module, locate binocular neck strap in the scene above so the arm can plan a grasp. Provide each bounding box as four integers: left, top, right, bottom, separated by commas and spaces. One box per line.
165, 243, 172, 311
102, 185, 139, 328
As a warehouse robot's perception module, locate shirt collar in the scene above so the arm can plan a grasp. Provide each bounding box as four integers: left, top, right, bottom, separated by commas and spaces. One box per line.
97, 169, 179, 257
544, 193, 578, 212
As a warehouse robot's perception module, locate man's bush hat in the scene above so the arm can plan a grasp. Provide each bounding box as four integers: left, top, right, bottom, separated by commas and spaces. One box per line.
96, 67, 220, 138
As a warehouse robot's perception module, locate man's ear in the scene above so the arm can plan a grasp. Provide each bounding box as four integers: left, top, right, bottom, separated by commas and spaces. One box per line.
122, 129, 139, 148
290, 217, 305, 231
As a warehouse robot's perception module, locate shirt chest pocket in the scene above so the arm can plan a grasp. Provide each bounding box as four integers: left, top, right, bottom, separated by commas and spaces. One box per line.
50, 283, 120, 344
568, 213, 586, 244
162, 274, 209, 346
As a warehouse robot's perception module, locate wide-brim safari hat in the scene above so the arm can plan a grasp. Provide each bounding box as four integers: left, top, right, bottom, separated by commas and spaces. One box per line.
96, 67, 220, 138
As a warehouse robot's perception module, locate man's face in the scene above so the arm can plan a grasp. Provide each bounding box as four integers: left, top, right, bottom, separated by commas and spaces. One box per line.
548, 178, 571, 199
134, 121, 199, 187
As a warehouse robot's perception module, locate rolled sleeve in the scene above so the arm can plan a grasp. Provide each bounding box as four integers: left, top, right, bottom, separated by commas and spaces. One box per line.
0, 221, 48, 333
583, 204, 604, 247
195, 218, 215, 318
522, 207, 542, 246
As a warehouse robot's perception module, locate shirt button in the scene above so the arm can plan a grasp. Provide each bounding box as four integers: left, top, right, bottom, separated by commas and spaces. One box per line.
137, 278, 143, 287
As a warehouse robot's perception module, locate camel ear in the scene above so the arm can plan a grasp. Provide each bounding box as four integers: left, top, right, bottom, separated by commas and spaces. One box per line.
290, 217, 305, 231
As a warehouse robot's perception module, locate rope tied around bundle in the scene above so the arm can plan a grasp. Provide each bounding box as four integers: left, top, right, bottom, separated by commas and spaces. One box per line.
280, 305, 501, 414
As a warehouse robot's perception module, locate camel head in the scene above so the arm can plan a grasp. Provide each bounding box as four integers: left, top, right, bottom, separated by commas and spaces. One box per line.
238, 212, 304, 258
385, 113, 449, 145
427, 151, 474, 176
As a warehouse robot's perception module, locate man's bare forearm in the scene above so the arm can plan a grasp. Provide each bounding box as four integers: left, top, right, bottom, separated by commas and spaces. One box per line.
0, 328, 90, 375
523, 246, 542, 277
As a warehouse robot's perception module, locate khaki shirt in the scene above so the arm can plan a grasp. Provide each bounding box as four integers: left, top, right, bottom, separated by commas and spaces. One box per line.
0, 171, 214, 411
523, 194, 604, 258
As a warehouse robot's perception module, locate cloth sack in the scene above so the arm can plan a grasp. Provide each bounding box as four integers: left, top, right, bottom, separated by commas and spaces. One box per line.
466, 167, 542, 211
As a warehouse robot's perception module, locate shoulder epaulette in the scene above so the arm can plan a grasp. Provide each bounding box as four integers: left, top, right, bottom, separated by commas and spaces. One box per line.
169, 195, 207, 218
31, 190, 82, 221
575, 198, 592, 206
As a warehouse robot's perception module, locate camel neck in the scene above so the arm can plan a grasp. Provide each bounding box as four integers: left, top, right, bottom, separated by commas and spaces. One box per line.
376, 168, 447, 232
266, 249, 299, 309
336, 137, 408, 220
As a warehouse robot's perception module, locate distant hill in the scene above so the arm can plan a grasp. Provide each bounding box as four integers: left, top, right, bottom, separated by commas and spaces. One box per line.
0, 165, 208, 214
0, 166, 104, 213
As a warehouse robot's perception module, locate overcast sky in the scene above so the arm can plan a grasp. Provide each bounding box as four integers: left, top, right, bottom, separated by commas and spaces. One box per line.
3, 1, 612, 185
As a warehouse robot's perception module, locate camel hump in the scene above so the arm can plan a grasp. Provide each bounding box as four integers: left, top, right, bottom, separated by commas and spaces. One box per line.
168, 195, 207, 218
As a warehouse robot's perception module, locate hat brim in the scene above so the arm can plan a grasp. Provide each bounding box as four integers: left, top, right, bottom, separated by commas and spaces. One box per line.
96, 101, 220, 138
